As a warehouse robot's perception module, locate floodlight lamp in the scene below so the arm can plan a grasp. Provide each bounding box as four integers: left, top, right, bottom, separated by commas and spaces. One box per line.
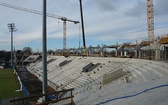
7, 23, 16, 32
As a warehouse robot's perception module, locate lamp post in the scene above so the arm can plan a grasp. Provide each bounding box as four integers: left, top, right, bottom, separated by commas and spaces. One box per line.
8, 23, 16, 67
42, 0, 48, 101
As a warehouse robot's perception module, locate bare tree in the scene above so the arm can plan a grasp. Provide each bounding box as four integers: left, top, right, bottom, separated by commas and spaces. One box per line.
22, 47, 32, 55
48, 49, 55, 55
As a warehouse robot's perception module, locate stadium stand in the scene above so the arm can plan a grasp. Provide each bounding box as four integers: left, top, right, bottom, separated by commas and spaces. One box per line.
26, 56, 168, 105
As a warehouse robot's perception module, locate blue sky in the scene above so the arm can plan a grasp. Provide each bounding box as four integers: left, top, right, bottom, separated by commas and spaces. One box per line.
0, 0, 168, 52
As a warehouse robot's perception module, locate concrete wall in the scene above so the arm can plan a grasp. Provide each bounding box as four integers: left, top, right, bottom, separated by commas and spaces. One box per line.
102, 69, 126, 85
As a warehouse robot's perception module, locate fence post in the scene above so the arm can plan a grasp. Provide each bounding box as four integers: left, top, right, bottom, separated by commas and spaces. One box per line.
71, 90, 73, 105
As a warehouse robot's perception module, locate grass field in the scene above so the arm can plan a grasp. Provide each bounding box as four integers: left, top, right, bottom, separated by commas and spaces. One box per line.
0, 69, 22, 99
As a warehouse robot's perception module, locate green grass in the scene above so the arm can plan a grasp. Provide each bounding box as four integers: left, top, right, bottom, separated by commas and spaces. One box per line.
0, 69, 22, 99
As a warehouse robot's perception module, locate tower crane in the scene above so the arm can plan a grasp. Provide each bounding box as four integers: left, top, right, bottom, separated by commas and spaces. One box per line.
0, 2, 79, 50
146, 0, 154, 42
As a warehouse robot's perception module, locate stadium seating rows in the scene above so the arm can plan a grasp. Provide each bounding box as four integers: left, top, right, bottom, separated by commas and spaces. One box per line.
26, 56, 168, 105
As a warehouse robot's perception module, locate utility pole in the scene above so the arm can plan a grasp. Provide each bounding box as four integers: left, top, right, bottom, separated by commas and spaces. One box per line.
79, 0, 86, 56
42, 0, 48, 101
8, 23, 16, 68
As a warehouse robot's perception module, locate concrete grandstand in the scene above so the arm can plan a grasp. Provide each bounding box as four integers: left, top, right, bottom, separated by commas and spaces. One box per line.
26, 56, 168, 105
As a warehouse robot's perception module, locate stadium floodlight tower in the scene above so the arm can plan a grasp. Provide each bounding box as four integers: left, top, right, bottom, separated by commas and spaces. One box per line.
8, 23, 16, 67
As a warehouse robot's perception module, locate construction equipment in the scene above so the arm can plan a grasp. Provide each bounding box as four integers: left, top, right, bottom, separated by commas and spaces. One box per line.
158, 35, 168, 44
79, 0, 87, 56
146, 0, 154, 41
0, 2, 79, 50
140, 40, 153, 46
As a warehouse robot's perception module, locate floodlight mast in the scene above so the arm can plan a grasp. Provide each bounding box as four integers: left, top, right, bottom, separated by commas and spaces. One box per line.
8, 23, 16, 67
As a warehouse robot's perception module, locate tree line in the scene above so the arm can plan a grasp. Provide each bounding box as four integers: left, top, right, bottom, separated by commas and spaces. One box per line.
0, 47, 56, 62
0, 47, 33, 62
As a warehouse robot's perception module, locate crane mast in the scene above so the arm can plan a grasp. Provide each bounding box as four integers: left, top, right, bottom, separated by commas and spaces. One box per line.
146, 0, 154, 41
63, 20, 66, 50
0, 2, 79, 50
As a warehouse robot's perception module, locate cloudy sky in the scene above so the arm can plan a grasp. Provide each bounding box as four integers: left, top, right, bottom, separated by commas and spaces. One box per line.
0, 0, 168, 52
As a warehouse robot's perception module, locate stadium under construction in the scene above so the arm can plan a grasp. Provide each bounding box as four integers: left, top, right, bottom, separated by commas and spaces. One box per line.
1, 0, 168, 105
7, 32, 168, 105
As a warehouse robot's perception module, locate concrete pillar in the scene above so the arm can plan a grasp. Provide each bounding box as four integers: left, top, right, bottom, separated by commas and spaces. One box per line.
135, 50, 138, 58
155, 49, 160, 60
139, 50, 142, 59
115, 48, 118, 57
121, 51, 123, 57
165, 47, 168, 60
135, 40, 138, 58
101, 51, 103, 56
124, 51, 127, 57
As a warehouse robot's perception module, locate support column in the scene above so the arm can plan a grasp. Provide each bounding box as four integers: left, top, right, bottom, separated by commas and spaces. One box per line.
121, 51, 123, 57
139, 50, 142, 59
115, 48, 118, 57
165, 47, 168, 60
135, 40, 139, 58
124, 51, 127, 57
135, 50, 138, 58
155, 49, 160, 60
